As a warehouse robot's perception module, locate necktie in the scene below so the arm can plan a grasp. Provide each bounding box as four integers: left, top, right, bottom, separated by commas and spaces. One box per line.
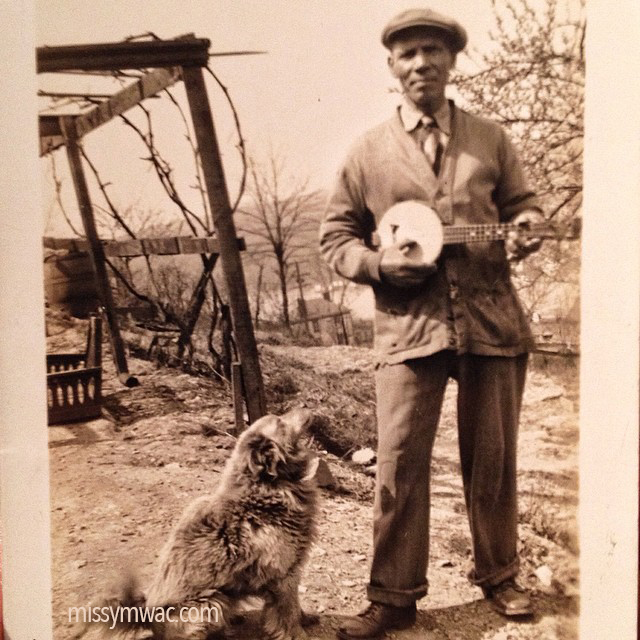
420, 119, 444, 176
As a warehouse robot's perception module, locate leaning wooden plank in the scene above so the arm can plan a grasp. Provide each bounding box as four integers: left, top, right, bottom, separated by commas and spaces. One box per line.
61, 116, 137, 388
74, 67, 181, 138
39, 68, 181, 152
183, 66, 266, 424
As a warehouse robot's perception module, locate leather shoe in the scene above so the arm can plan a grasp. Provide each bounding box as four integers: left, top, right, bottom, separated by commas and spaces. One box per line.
337, 602, 417, 639
483, 580, 533, 617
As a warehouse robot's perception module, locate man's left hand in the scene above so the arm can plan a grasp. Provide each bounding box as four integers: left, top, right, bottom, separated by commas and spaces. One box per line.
505, 210, 545, 261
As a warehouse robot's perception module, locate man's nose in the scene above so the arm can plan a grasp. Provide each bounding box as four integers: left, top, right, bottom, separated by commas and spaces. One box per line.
411, 51, 431, 69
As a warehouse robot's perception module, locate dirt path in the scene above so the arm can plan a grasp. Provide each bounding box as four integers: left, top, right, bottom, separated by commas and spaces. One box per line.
47, 316, 578, 640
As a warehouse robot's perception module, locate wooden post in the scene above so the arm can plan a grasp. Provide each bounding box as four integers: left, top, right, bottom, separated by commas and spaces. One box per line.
182, 66, 266, 423
85, 313, 102, 368
295, 261, 309, 332
231, 362, 244, 435
61, 116, 138, 388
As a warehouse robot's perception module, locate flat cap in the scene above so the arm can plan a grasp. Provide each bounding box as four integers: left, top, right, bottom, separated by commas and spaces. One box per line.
381, 8, 467, 52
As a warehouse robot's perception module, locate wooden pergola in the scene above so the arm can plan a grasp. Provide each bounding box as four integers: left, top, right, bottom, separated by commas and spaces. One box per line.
37, 35, 267, 424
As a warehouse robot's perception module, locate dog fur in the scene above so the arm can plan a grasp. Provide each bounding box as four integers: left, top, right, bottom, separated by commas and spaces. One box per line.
84, 408, 319, 640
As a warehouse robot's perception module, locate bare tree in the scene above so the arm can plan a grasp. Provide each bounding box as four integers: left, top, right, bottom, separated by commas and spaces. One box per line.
305, 249, 353, 308
452, 0, 584, 317
236, 152, 325, 329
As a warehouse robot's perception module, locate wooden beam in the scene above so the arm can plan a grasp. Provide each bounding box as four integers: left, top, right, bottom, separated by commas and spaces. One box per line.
105, 239, 144, 257
43, 236, 245, 256
141, 237, 180, 256
38, 67, 181, 155
74, 67, 181, 138
182, 65, 266, 424
60, 117, 138, 388
38, 90, 113, 99
37, 38, 210, 73
43, 237, 86, 252
39, 115, 65, 155
40, 115, 63, 137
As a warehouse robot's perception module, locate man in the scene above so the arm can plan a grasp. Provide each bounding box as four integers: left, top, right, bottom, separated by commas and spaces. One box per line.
320, 8, 544, 640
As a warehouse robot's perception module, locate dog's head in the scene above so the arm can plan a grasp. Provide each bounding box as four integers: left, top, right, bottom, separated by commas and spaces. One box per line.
234, 408, 318, 484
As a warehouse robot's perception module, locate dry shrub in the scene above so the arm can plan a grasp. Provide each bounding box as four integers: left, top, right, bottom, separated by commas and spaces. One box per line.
521, 490, 579, 555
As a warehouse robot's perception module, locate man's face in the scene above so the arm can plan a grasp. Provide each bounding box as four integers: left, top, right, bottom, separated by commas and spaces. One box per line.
387, 30, 455, 111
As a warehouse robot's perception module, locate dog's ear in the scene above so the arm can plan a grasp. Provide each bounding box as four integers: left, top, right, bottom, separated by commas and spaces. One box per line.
281, 407, 313, 435
247, 435, 285, 480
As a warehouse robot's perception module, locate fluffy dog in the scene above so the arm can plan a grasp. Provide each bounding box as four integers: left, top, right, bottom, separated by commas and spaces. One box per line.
83, 407, 319, 640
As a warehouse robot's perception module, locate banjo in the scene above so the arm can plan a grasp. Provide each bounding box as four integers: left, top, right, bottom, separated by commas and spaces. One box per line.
376, 201, 580, 264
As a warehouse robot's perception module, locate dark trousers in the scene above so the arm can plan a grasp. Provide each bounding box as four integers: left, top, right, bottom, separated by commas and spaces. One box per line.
367, 350, 528, 607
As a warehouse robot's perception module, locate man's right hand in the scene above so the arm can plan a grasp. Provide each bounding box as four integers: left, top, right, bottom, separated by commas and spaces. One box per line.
379, 240, 436, 287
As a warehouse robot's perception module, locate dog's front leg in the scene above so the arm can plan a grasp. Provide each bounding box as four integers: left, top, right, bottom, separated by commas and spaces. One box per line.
261, 572, 306, 640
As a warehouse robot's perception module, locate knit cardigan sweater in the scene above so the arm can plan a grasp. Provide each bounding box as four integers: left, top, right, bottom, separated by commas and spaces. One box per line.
320, 101, 539, 364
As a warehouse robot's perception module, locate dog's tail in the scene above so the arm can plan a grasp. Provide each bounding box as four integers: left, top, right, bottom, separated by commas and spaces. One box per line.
71, 572, 153, 638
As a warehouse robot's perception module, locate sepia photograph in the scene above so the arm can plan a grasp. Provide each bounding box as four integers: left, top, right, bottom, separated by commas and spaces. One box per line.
0, 1, 637, 639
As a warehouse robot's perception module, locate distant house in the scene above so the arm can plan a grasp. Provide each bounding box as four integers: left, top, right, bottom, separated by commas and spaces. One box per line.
531, 296, 580, 355
291, 297, 354, 345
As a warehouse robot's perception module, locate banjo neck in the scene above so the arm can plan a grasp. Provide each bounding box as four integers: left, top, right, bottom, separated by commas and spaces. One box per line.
442, 221, 558, 246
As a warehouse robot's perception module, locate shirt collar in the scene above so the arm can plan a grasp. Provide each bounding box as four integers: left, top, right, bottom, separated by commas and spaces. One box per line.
399, 98, 452, 136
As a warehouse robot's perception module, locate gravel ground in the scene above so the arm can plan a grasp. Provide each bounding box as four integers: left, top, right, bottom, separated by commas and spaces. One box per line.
47, 312, 578, 639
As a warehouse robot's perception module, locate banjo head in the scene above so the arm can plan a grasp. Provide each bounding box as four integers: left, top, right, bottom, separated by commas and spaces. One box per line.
377, 201, 444, 264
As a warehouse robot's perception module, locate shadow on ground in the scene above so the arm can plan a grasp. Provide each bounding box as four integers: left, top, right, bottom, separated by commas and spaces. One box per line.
223, 591, 577, 639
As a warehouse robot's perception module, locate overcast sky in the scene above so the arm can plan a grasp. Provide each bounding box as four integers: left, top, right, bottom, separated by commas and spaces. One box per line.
37, 0, 580, 235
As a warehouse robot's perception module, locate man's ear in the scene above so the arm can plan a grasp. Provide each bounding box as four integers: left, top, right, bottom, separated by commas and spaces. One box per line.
387, 54, 399, 78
